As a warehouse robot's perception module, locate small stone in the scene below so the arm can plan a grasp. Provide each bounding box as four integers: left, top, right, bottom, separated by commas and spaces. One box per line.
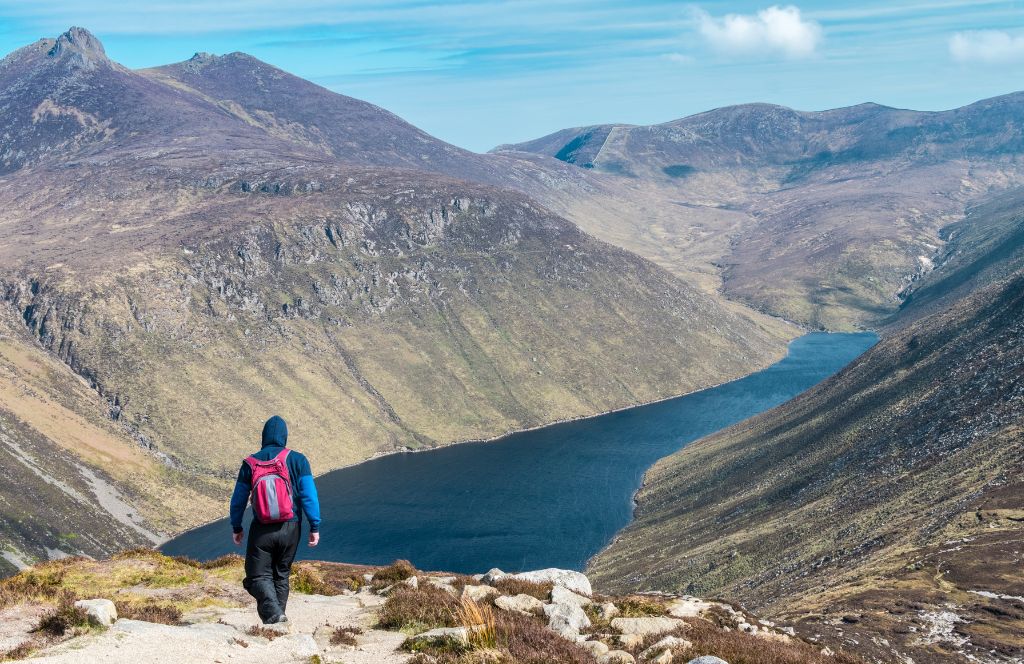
74, 599, 117, 627
598, 602, 620, 621
687, 657, 729, 664
402, 575, 419, 589
640, 636, 691, 660
582, 640, 610, 657
611, 617, 686, 637
495, 594, 545, 615
552, 586, 593, 608
618, 633, 645, 649
462, 584, 500, 602
362, 573, 374, 583
600, 650, 637, 664
821, 646, 835, 656
781, 626, 796, 636
651, 650, 673, 664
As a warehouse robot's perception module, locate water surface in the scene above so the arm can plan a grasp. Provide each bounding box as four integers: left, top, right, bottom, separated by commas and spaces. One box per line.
164, 332, 876, 572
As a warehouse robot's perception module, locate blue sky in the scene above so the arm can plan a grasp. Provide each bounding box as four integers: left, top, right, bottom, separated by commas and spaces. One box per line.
1, 1, 1023, 152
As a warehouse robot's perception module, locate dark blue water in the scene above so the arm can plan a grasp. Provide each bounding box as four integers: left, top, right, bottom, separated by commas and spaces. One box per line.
163, 332, 876, 573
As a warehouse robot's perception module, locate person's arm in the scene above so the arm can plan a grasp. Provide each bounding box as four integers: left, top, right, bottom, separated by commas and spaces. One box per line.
230, 462, 252, 544
294, 454, 321, 545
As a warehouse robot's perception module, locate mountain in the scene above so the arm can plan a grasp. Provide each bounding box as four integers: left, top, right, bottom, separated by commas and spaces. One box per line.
0, 28, 793, 572
587, 188, 1024, 663
499, 97, 1024, 329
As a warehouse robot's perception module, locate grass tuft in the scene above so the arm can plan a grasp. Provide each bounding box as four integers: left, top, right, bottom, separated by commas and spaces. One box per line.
114, 600, 184, 625
372, 559, 417, 584
456, 597, 498, 650
378, 585, 460, 632
616, 596, 666, 617
291, 563, 342, 596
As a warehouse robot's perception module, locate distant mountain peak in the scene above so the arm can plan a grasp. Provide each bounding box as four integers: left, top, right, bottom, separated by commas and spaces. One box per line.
46, 27, 107, 70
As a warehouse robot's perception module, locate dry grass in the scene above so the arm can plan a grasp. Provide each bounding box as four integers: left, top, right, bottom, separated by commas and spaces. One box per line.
330, 625, 363, 646
378, 585, 460, 632
491, 578, 552, 601
245, 625, 283, 640
661, 620, 864, 664
291, 563, 343, 596
456, 598, 498, 650
114, 600, 184, 625
496, 611, 596, 664
615, 596, 666, 617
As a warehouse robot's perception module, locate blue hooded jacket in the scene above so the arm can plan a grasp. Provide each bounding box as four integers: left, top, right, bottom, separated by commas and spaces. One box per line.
229, 416, 321, 534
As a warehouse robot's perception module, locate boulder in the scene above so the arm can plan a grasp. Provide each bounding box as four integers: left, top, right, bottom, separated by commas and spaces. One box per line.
611, 617, 686, 637
407, 626, 471, 648
650, 651, 674, 664
462, 584, 500, 603
667, 597, 715, 618
582, 640, 610, 657
552, 586, 593, 608
74, 598, 117, 627
544, 601, 591, 639
598, 602, 620, 621
600, 650, 637, 664
494, 594, 545, 615
507, 569, 592, 596
426, 576, 458, 595
640, 636, 691, 660
481, 568, 505, 585
687, 657, 729, 664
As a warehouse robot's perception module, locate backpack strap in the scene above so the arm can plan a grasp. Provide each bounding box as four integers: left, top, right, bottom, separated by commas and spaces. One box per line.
274, 449, 291, 463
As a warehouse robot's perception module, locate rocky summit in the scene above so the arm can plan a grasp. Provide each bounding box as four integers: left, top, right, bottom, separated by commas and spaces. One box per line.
0, 551, 864, 664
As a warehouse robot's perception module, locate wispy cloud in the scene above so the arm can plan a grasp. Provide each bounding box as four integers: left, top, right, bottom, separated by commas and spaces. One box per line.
694, 5, 823, 59
949, 29, 1024, 63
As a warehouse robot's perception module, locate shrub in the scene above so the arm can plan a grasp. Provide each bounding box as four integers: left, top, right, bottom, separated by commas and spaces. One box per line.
114, 601, 183, 625
291, 564, 341, 596
378, 585, 460, 632
0, 641, 35, 661
0, 566, 69, 609
491, 578, 553, 601
33, 598, 89, 637
496, 611, 596, 664
245, 625, 282, 640
330, 625, 363, 646
372, 560, 417, 584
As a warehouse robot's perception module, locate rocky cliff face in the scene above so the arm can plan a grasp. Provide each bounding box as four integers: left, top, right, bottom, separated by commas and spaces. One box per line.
588, 188, 1024, 663
0, 29, 794, 569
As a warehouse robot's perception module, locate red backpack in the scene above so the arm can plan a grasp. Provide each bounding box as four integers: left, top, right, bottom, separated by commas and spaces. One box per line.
246, 449, 295, 524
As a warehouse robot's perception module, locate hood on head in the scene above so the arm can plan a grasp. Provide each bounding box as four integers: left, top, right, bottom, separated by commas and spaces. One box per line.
261, 415, 288, 448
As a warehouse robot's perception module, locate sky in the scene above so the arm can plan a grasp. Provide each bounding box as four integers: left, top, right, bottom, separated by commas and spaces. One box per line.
1, 1, 1023, 152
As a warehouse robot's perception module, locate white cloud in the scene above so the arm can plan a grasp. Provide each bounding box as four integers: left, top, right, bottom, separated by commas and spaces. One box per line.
662, 52, 694, 65
695, 5, 822, 59
949, 30, 1024, 64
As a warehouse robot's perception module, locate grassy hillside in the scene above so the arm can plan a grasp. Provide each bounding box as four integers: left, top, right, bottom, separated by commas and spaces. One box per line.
588, 193, 1024, 663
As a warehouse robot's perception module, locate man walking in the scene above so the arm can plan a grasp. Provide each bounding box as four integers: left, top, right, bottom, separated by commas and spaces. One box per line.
230, 415, 321, 624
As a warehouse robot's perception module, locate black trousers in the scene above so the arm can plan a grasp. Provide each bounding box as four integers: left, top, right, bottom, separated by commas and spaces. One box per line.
242, 520, 301, 623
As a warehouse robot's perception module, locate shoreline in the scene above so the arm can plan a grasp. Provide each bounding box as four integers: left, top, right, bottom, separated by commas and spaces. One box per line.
160, 332, 818, 546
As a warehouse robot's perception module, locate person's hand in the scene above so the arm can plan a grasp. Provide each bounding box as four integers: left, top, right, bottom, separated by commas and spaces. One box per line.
308, 531, 320, 548
232, 530, 244, 546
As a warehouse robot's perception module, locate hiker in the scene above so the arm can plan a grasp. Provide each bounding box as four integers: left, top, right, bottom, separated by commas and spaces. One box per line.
230, 415, 321, 624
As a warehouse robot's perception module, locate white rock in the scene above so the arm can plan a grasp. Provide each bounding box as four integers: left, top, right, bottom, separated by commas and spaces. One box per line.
737, 622, 756, 633
640, 636, 691, 660
74, 599, 117, 627
821, 646, 835, 656
650, 650, 674, 664
598, 602, 621, 621
611, 617, 686, 637
362, 573, 374, 583
544, 601, 591, 638
462, 584, 500, 602
401, 575, 419, 589
552, 586, 593, 608
617, 633, 645, 649
495, 594, 545, 615
426, 577, 458, 595
687, 657, 729, 664
582, 640, 610, 657
481, 568, 505, 585
493, 568, 592, 595
600, 650, 637, 664
667, 597, 714, 618
781, 626, 796, 636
